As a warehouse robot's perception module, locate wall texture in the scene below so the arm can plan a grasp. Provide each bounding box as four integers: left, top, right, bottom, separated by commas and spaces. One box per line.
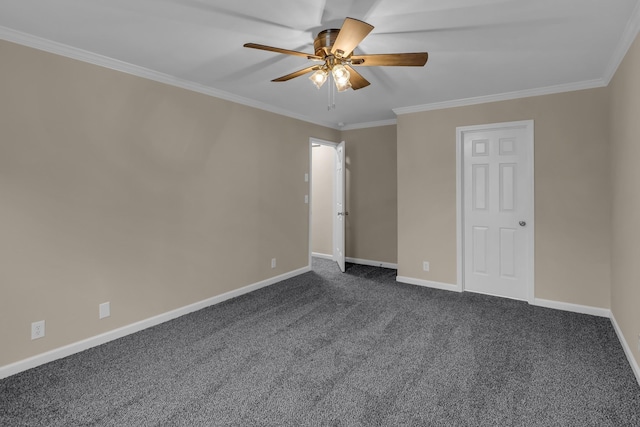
0, 40, 339, 366
343, 125, 398, 264
311, 143, 335, 256
609, 32, 640, 371
310, 126, 398, 264
397, 88, 611, 308
3, 29, 637, 375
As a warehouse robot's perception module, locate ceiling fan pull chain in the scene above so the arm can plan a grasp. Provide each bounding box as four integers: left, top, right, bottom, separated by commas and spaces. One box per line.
327, 74, 331, 110
332, 75, 336, 110
328, 74, 337, 110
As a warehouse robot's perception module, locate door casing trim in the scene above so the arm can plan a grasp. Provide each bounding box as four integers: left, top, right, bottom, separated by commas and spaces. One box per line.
308, 137, 339, 269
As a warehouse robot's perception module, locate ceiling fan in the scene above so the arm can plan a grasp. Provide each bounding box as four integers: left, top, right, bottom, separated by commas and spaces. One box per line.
244, 17, 428, 92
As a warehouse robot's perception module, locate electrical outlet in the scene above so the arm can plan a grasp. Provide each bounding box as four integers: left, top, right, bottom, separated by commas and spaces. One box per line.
423, 261, 430, 272
31, 320, 45, 340
271, 258, 277, 269
304, 195, 309, 204
637, 334, 640, 352
99, 302, 110, 319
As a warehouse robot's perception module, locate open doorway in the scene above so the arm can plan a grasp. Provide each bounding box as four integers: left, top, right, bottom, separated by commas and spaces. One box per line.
309, 138, 346, 272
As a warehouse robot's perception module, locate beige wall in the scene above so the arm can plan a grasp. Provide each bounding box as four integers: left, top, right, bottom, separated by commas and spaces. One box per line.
0, 40, 339, 366
397, 88, 611, 308
343, 125, 398, 264
4, 29, 638, 373
310, 126, 398, 264
610, 32, 640, 370
311, 143, 335, 256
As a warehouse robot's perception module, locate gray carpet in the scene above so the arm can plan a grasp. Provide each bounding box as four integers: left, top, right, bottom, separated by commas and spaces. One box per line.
1, 257, 639, 426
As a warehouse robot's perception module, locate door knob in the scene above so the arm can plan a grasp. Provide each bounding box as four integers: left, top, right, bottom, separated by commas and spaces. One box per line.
519, 221, 526, 227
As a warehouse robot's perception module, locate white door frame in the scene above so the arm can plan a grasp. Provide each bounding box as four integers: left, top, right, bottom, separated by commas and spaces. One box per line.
455, 120, 535, 303
335, 141, 346, 272
308, 137, 340, 269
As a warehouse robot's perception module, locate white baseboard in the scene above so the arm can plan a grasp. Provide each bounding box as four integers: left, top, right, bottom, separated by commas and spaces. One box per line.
532, 298, 611, 318
311, 253, 398, 269
346, 257, 398, 269
610, 313, 640, 386
5, 266, 638, 389
396, 276, 461, 292
0, 266, 310, 380
311, 252, 333, 260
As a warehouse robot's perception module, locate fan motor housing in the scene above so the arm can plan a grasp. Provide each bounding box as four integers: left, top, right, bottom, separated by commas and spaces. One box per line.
314, 29, 340, 57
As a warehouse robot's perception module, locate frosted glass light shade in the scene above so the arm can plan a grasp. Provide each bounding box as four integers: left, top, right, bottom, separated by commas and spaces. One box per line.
332, 64, 350, 85
309, 69, 328, 89
334, 78, 352, 92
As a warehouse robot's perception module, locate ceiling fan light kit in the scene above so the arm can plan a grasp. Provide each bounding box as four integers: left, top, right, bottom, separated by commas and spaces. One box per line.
244, 17, 428, 102
309, 69, 328, 89
331, 64, 351, 92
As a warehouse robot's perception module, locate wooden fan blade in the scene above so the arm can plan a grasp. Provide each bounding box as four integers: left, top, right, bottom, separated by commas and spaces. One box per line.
344, 65, 370, 90
331, 18, 374, 57
244, 43, 322, 61
272, 66, 320, 82
351, 52, 428, 66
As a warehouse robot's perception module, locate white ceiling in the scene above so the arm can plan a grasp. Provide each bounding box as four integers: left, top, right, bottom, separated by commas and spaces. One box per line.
1, 0, 639, 129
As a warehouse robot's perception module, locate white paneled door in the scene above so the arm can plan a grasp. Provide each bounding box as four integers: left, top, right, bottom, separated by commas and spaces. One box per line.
461, 121, 534, 301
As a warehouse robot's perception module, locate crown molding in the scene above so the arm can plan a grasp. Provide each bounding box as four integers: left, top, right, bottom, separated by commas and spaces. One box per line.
394, 2, 640, 117
4, 1, 640, 129
392, 78, 607, 116
0, 26, 341, 130
340, 118, 397, 131
603, 0, 640, 84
